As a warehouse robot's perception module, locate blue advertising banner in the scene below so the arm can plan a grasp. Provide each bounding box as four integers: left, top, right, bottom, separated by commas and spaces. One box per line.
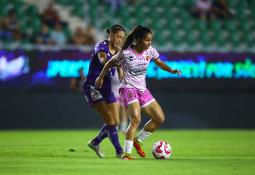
1, 49, 255, 90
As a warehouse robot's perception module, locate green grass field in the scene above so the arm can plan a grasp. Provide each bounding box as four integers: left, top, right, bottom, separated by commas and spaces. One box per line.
0, 130, 255, 175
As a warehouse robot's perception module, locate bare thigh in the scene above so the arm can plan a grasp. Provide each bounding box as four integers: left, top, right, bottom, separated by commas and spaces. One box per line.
141, 100, 165, 124
93, 101, 119, 125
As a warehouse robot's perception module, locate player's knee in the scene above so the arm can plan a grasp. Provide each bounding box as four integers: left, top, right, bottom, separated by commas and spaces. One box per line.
104, 112, 116, 125
130, 118, 140, 128
159, 117, 165, 124
106, 119, 115, 126
114, 117, 120, 126
130, 113, 141, 128
157, 114, 165, 125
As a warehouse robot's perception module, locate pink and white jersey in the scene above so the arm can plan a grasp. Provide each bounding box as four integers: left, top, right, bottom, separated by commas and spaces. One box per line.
116, 46, 159, 90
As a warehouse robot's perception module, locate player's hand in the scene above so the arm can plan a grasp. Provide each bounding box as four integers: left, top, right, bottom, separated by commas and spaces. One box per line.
95, 76, 104, 89
172, 69, 182, 76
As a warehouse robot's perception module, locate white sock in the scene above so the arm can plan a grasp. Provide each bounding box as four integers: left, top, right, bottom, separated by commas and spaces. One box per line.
124, 140, 133, 154
136, 129, 152, 142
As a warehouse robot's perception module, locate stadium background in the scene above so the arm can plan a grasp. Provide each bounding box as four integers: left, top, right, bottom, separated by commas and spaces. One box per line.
1, 0, 255, 129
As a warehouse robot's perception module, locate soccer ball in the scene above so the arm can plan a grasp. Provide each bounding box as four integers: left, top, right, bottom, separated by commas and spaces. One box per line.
152, 140, 172, 159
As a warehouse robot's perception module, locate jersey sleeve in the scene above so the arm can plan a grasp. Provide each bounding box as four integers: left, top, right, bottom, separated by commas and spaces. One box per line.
94, 41, 108, 54
151, 47, 159, 60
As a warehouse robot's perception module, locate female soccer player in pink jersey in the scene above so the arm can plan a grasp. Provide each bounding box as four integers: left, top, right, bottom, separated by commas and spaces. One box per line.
95, 25, 181, 160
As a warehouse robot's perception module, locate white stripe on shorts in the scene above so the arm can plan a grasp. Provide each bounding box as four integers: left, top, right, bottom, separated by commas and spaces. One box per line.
140, 99, 155, 108
127, 99, 139, 105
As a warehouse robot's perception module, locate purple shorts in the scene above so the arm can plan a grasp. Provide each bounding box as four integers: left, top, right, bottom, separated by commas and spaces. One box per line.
119, 87, 155, 108
83, 83, 116, 106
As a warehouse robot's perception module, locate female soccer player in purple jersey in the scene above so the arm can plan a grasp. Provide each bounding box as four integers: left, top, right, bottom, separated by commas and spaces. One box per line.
84, 24, 126, 158
95, 25, 182, 160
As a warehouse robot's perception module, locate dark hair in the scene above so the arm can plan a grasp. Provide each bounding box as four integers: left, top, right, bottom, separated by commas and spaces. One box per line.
106, 24, 126, 34
122, 25, 152, 50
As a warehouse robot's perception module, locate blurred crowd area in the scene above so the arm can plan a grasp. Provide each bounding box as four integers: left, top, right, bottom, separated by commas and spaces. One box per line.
0, 0, 254, 52
0, 0, 96, 46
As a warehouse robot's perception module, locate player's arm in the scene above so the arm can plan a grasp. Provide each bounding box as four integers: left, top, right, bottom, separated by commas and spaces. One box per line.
95, 51, 122, 88
117, 66, 124, 81
154, 57, 182, 76
98, 52, 108, 65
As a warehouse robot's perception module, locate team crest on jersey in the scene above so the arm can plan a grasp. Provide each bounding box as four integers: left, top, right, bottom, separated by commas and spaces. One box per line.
145, 55, 150, 61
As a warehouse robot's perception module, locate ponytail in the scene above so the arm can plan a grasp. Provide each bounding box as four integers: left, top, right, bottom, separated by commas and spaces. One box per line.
122, 25, 140, 50
122, 25, 152, 51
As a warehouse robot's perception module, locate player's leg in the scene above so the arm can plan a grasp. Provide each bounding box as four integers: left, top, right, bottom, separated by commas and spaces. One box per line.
132, 101, 165, 158
84, 84, 122, 157
118, 102, 128, 133
134, 100, 165, 155
92, 101, 117, 143
88, 101, 123, 157
139, 89, 165, 135
122, 101, 141, 160
102, 89, 124, 156
119, 87, 140, 160
87, 102, 110, 158
112, 101, 120, 127
140, 100, 165, 133
84, 84, 115, 145
133, 89, 165, 157
103, 102, 123, 157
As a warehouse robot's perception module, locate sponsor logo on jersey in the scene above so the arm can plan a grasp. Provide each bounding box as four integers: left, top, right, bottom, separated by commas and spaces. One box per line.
128, 56, 134, 61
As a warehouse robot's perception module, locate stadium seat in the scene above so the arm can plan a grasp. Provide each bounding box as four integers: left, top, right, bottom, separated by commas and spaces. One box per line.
0, 0, 254, 50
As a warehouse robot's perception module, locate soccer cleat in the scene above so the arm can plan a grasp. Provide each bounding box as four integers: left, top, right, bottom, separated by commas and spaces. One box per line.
133, 139, 146, 157
87, 140, 106, 158
116, 152, 123, 158
121, 153, 136, 160
116, 150, 123, 158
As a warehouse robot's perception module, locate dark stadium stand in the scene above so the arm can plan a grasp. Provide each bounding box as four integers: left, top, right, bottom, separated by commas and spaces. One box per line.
0, 0, 254, 51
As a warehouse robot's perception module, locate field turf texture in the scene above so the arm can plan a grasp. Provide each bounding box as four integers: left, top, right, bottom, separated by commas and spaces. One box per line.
0, 130, 254, 175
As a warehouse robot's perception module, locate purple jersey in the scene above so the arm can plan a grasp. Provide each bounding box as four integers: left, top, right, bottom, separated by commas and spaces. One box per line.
85, 40, 115, 89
